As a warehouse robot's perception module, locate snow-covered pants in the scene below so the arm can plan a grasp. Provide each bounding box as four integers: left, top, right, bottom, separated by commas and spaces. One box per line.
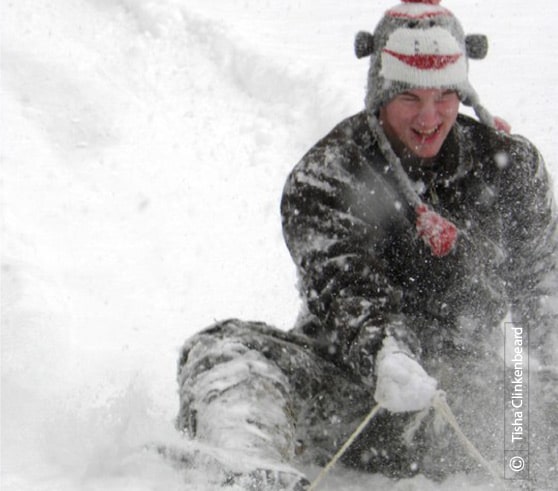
177, 318, 483, 478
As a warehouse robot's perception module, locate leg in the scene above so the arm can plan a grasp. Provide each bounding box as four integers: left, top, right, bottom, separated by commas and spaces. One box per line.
176, 319, 431, 481
177, 322, 296, 465
176, 319, 311, 489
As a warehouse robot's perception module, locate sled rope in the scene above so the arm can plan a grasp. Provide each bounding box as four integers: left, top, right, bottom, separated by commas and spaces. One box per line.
307, 403, 382, 491
431, 392, 504, 486
308, 391, 504, 490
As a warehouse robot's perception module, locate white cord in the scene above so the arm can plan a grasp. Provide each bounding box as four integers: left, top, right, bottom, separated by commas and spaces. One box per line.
307, 403, 382, 491
308, 390, 505, 490
431, 391, 504, 487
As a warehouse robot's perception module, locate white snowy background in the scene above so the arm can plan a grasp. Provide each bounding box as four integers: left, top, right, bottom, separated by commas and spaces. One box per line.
1, 0, 557, 489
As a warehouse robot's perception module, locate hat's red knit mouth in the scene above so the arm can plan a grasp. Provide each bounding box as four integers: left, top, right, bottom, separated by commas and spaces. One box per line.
402, 0, 442, 4
383, 50, 462, 70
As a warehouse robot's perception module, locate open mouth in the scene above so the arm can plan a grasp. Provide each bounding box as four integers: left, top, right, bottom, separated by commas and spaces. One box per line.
412, 125, 441, 143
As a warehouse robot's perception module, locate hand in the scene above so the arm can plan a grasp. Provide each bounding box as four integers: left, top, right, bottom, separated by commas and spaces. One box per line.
374, 347, 437, 413
493, 116, 511, 134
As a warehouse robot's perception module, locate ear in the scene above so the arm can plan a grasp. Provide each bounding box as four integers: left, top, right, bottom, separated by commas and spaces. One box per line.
355, 31, 375, 58
465, 34, 488, 59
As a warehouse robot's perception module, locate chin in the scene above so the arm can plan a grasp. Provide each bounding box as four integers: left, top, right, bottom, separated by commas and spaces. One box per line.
410, 145, 441, 159
416, 149, 440, 159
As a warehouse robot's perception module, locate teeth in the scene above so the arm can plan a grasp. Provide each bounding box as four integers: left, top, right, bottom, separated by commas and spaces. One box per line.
412, 126, 440, 140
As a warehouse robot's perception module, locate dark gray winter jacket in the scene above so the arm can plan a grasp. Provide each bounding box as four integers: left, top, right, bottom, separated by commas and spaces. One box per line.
281, 112, 557, 383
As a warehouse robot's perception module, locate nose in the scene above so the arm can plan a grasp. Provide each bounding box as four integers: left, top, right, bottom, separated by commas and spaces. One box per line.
416, 100, 439, 128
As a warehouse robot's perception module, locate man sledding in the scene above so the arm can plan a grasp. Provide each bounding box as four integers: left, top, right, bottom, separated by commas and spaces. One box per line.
175, 1, 558, 489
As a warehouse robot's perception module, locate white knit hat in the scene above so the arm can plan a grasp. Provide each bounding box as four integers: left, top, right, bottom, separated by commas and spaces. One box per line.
356, 0, 493, 126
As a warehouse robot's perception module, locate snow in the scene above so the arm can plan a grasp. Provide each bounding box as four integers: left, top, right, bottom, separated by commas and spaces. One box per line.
1, 0, 557, 490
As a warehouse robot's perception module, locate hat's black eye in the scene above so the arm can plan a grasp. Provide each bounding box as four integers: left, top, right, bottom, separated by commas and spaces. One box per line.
408, 20, 418, 28
429, 20, 436, 27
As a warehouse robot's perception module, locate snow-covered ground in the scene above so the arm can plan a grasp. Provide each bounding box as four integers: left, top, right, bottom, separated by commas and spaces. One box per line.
1, 0, 557, 489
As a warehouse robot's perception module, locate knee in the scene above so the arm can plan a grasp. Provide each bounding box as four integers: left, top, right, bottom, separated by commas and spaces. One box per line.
177, 318, 277, 380
176, 319, 292, 425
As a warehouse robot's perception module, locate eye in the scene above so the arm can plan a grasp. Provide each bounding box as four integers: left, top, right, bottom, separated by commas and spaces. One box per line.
399, 93, 418, 103
438, 91, 457, 102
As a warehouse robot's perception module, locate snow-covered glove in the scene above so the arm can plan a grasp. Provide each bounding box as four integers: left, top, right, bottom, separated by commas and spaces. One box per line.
374, 337, 437, 413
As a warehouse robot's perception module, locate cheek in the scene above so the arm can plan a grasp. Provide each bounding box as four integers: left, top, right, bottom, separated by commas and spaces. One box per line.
387, 108, 416, 131
445, 109, 459, 130
441, 101, 460, 120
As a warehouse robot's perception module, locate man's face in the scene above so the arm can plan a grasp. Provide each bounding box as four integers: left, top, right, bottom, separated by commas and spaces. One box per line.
379, 88, 460, 159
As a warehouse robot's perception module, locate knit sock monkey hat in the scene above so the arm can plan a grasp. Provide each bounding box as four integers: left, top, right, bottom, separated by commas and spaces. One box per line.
355, 0, 495, 257
356, 0, 493, 125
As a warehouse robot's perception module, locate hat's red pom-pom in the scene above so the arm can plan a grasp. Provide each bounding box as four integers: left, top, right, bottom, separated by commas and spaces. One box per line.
416, 205, 457, 257
402, 0, 442, 4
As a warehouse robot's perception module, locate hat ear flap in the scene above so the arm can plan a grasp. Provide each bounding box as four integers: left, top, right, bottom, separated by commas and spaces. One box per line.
355, 31, 375, 58
465, 34, 488, 59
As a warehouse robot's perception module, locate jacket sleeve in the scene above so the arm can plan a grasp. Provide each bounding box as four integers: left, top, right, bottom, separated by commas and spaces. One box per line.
281, 138, 421, 383
500, 136, 558, 370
